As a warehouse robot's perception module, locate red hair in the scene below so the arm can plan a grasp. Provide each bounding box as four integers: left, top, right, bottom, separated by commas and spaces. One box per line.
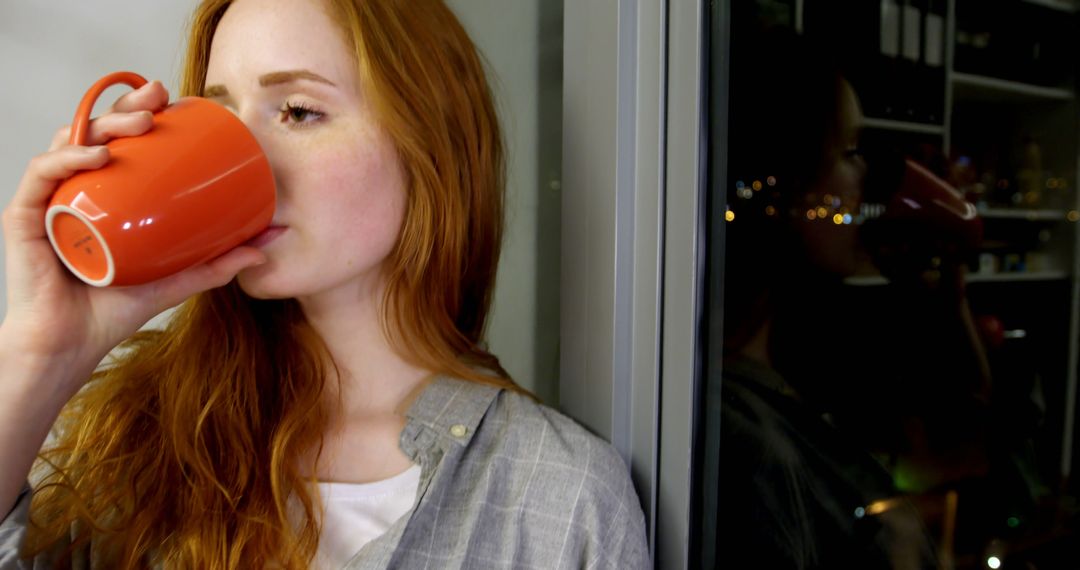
24, 0, 516, 567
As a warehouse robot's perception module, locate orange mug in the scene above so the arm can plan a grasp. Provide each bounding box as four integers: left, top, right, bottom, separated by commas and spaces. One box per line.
45, 71, 275, 287
861, 158, 984, 281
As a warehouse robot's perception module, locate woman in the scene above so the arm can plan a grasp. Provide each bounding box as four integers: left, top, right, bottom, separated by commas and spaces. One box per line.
0, 0, 648, 568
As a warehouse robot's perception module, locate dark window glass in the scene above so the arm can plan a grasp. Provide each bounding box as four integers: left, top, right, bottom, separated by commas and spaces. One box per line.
698, 1, 1080, 568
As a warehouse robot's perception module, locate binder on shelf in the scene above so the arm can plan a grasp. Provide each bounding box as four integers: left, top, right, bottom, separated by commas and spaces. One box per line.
880, 0, 902, 119
898, 0, 922, 122
923, 0, 946, 124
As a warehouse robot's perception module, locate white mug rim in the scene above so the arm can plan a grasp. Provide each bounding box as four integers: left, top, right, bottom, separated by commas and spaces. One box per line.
45, 204, 117, 287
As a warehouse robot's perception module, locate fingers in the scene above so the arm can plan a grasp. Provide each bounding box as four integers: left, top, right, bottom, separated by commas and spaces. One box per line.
47, 80, 169, 151
145, 247, 268, 313
48, 111, 154, 151
108, 80, 169, 115
4, 147, 110, 239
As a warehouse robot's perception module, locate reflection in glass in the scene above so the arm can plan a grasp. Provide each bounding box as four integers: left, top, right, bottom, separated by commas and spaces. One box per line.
699, 1, 1080, 569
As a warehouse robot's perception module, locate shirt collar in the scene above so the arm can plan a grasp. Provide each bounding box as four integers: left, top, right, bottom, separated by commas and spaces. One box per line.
403, 376, 501, 449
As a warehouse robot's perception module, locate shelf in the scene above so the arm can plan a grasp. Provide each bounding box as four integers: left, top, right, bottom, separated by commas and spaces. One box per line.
968, 270, 1070, 282
844, 275, 889, 287
976, 207, 1073, 221
843, 271, 1070, 287
952, 72, 1074, 104
1020, 0, 1077, 13
862, 117, 946, 136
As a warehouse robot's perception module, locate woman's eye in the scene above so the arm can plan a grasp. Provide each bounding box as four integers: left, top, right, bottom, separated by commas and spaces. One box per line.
843, 146, 864, 160
279, 102, 324, 126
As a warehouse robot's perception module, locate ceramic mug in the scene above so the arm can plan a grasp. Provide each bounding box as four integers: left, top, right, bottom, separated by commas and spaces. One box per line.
45, 71, 275, 287
861, 157, 984, 281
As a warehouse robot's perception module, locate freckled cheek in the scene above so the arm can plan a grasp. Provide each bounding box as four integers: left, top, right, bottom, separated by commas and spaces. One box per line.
817, 166, 864, 210
304, 147, 407, 246
843, 166, 865, 202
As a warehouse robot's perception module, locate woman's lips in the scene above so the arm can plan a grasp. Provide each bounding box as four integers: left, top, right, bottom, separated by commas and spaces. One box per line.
245, 226, 287, 248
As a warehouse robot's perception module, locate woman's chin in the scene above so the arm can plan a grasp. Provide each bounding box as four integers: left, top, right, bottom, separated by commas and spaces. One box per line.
236, 266, 295, 300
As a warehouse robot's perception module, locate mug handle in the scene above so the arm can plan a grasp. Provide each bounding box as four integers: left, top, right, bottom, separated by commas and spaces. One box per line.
68, 71, 149, 146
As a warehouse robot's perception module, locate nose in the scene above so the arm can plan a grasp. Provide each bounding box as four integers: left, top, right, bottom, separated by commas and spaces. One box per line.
231, 108, 285, 202
854, 155, 869, 184
233, 105, 262, 142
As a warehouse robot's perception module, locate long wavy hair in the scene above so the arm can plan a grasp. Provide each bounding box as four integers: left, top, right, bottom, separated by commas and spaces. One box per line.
24, 0, 513, 567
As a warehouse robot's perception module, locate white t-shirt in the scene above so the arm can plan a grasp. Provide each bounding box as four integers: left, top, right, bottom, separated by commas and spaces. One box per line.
313, 464, 422, 569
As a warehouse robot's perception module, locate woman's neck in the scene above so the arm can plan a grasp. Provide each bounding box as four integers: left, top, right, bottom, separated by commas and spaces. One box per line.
297, 280, 431, 420
739, 318, 773, 368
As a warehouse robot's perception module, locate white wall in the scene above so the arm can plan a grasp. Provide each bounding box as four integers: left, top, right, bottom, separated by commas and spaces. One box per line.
0, 1, 561, 401
447, 1, 563, 404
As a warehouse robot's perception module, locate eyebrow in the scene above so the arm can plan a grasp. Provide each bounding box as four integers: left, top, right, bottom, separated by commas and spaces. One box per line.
203, 69, 337, 97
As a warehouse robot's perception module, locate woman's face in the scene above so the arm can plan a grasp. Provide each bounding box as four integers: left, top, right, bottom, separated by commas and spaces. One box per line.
204, 0, 407, 301
795, 79, 867, 276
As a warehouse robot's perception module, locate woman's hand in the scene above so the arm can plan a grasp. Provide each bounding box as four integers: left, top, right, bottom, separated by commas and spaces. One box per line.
0, 80, 267, 392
